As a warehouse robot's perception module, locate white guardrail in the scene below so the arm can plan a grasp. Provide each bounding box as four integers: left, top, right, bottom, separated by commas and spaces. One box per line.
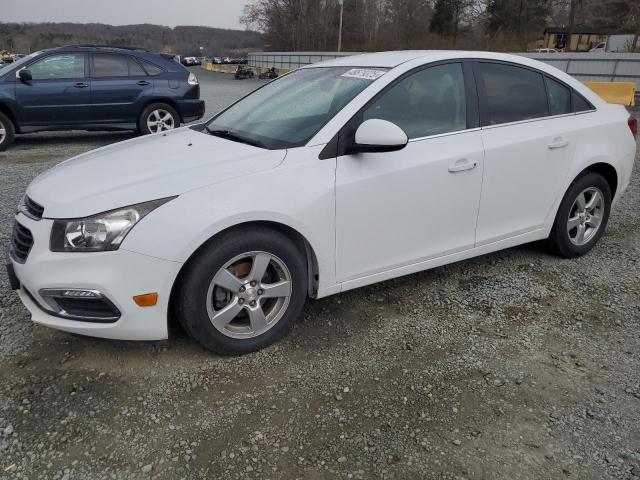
248, 51, 640, 91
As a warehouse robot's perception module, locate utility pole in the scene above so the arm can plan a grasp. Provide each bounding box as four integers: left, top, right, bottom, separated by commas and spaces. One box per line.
338, 0, 344, 52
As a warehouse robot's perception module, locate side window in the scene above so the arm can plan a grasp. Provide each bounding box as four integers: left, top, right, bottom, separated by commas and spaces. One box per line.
29, 54, 85, 80
363, 63, 467, 139
93, 54, 129, 77
573, 91, 594, 112
140, 60, 164, 76
128, 57, 147, 76
479, 62, 548, 125
545, 77, 571, 115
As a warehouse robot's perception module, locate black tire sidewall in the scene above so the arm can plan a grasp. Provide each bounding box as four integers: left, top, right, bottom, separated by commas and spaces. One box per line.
138, 103, 180, 135
0, 112, 15, 151
550, 172, 612, 257
176, 227, 308, 355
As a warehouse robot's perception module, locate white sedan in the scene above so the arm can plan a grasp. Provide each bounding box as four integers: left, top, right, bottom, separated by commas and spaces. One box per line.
8, 51, 637, 355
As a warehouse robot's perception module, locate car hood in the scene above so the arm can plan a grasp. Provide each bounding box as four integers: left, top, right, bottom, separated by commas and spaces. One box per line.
27, 128, 287, 218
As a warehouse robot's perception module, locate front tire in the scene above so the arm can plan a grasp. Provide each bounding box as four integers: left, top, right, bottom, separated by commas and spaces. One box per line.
546, 172, 611, 258
174, 226, 308, 355
138, 103, 180, 135
0, 111, 15, 152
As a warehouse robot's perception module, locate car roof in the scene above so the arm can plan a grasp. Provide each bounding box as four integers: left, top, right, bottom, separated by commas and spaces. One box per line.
304, 50, 554, 68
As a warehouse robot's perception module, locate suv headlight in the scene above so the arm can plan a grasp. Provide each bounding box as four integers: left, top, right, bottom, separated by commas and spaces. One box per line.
50, 197, 176, 252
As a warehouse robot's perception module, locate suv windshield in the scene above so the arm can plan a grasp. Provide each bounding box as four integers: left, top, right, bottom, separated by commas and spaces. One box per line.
0, 52, 41, 77
206, 66, 388, 149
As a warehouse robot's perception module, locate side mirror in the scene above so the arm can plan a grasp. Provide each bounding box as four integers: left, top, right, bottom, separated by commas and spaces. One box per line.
351, 119, 408, 154
18, 69, 32, 82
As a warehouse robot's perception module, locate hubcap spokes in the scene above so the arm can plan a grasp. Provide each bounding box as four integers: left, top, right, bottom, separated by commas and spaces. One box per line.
567, 187, 604, 246
147, 109, 175, 133
206, 252, 292, 339
0, 124, 5, 144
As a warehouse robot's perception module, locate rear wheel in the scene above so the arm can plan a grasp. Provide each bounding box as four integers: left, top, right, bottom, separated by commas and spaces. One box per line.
174, 226, 308, 355
0, 111, 15, 152
546, 172, 611, 258
138, 103, 180, 135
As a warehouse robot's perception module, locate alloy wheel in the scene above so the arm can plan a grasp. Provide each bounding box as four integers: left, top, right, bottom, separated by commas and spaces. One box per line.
567, 186, 604, 246
0, 120, 5, 145
206, 251, 293, 339
147, 109, 175, 133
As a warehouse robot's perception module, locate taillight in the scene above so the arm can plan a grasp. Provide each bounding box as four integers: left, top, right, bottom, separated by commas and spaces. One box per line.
629, 115, 638, 137
188, 72, 199, 86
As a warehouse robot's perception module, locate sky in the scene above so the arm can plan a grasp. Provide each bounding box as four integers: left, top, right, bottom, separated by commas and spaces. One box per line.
0, 0, 251, 29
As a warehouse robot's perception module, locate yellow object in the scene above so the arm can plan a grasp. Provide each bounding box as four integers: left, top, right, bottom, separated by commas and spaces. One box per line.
583, 81, 636, 106
133, 293, 158, 307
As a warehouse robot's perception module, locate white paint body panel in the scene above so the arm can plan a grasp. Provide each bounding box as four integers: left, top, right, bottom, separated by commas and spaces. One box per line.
11, 50, 637, 341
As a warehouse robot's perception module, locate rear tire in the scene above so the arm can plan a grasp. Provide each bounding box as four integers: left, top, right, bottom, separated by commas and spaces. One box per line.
0, 111, 15, 152
546, 172, 611, 258
174, 226, 308, 355
138, 103, 180, 135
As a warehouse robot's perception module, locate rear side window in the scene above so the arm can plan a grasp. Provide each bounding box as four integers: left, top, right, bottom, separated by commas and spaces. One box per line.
573, 91, 594, 112
479, 62, 549, 125
545, 77, 571, 115
140, 60, 164, 76
128, 58, 147, 76
93, 54, 129, 77
363, 63, 467, 139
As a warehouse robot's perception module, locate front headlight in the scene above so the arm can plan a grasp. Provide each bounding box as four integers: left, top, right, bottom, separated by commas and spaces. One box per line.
50, 197, 176, 252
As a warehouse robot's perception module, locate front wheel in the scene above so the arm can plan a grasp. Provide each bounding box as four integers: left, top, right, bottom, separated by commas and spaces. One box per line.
546, 172, 611, 258
174, 227, 308, 355
138, 103, 180, 135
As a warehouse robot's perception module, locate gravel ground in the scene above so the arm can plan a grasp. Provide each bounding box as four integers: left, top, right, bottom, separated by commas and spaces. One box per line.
0, 69, 639, 479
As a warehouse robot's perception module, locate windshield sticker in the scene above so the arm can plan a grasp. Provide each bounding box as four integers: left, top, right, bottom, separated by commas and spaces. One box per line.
341, 68, 387, 80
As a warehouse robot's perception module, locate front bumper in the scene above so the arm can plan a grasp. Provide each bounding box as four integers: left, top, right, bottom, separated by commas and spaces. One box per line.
8, 213, 182, 341
177, 99, 205, 123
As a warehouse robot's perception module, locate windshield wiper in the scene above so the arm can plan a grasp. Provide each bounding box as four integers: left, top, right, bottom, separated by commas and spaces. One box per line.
206, 128, 268, 149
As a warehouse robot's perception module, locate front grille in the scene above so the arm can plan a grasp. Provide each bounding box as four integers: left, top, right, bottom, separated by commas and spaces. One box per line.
20, 196, 44, 220
10, 221, 34, 263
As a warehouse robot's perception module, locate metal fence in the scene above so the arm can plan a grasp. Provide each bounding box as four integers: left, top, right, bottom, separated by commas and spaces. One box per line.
248, 51, 640, 90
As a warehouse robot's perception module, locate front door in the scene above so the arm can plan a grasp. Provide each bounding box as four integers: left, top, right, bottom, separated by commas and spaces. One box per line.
15, 53, 91, 126
335, 62, 484, 281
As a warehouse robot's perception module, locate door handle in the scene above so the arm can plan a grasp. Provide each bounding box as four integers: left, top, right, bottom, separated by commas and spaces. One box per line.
137, 80, 151, 86
548, 137, 569, 149
73, 82, 89, 88
448, 159, 477, 173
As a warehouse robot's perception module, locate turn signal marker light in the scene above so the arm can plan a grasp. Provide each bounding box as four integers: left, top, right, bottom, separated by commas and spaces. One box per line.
133, 293, 158, 307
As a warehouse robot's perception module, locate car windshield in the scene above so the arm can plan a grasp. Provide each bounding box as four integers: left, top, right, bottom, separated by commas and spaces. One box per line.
0, 52, 40, 77
206, 66, 388, 149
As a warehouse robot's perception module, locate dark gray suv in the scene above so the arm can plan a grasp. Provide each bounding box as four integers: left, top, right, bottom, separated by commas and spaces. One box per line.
0, 45, 205, 151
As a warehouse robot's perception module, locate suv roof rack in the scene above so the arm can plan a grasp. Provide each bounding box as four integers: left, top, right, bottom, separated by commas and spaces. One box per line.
61, 44, 148, 52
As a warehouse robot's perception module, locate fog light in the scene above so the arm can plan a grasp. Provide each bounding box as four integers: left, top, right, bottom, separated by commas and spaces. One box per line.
133, 293, 158, 307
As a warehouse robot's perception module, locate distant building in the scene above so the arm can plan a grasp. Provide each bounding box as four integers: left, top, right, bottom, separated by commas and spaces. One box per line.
539, 27, 609, 52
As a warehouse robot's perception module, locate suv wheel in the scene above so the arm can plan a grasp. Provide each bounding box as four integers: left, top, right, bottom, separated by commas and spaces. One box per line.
174, 226, 308, 355
138, 103, 180, 135
0, 112, 15, 151
546, 172, 611, 258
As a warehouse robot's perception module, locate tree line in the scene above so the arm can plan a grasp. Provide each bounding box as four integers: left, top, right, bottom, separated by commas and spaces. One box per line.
241, 0, 640, 52
0, 22, 265, 56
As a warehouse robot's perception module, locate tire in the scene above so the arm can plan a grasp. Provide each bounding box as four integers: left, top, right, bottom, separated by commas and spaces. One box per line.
546, 172, 611, 258
174, 226, 308, 355
138, 103, 180, 135
0, 111, 15, 152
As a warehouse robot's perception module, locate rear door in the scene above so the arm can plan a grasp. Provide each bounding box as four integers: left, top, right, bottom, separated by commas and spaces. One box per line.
474, 61, 577, 245
89, 53, 153, 123
15, 52, 91, 126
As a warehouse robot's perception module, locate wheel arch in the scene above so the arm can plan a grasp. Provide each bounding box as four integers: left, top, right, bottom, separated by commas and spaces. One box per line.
0, 101, 18, 132
139, 98, 183, 123
581, 162, 618, 198
168, 220, 320, 328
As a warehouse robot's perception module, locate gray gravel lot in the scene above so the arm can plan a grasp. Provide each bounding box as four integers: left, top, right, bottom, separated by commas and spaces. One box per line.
0, 69, 639, 479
